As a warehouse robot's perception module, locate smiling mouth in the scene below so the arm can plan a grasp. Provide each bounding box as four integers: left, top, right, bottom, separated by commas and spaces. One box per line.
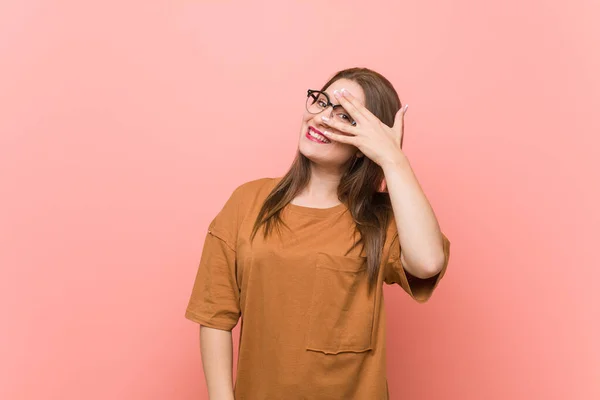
307, 127, 331, 144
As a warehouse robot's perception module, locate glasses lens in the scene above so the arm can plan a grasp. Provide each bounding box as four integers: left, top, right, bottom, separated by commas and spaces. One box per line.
306, 91, 329, 114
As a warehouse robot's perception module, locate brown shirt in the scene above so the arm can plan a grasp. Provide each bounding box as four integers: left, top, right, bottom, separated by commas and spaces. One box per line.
185, 177, 450, 399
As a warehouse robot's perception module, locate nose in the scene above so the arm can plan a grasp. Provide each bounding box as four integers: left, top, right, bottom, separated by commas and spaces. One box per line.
311, 111, 331, 131
311, 105, 334, 125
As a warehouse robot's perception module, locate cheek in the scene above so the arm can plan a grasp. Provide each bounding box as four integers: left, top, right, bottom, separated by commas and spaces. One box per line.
329, 143, 357, 161
300, 114, 311, 129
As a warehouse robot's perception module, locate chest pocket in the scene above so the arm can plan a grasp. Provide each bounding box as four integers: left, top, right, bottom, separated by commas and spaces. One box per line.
305, 252, 375, 354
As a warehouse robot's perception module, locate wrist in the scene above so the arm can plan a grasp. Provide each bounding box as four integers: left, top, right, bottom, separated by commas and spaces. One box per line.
380, 152, 410, 172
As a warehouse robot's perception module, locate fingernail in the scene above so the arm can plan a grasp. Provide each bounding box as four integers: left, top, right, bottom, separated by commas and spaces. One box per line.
333, 90, 341, 98
341, 88, 351, 96
323, 130, 331, 135
321, 116, 329, 121
405, 104, 409, 111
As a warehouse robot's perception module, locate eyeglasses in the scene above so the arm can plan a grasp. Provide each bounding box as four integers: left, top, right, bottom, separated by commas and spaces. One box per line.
306, 89, 357, 127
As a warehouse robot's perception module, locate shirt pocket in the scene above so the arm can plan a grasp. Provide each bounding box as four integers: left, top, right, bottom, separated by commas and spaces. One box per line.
305, 252, 375, 354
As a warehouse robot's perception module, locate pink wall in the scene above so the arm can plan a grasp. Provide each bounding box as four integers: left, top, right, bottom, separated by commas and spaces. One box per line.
1, 1, 599, 399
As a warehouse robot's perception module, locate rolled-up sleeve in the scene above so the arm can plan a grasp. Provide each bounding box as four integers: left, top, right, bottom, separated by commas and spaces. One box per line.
185, 224, 241, 331
185, 185, 244, 331
383, 232, 451, 304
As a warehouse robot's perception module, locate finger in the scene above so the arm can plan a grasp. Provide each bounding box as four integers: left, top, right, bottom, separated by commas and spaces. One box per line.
393, 104, 408, 134
332, 89, 368, 122
338, 88, 378, 121
395, 105, 407, 149
320, 115, 357, 135
322, 129, 358, 145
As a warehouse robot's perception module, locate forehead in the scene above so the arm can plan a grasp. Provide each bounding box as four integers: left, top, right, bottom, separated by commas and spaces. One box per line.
324, 79, 365, 105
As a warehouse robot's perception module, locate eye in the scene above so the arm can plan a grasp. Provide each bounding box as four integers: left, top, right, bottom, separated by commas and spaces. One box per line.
308, 95, 322, 107
317, 100, 328, 108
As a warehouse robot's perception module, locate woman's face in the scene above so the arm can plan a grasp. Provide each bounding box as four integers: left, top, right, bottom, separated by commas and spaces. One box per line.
298, 78, 366, 171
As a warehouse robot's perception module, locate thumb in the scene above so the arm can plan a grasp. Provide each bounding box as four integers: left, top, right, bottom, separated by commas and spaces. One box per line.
393, 105, 406, 132
394, 108, 403, 127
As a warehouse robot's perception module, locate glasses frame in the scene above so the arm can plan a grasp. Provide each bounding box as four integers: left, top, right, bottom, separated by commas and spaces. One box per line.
306, 89, 357, 127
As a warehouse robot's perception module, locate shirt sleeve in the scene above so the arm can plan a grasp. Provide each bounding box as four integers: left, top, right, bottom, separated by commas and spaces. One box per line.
185, 186, 244, 331
383, 231, 451, 304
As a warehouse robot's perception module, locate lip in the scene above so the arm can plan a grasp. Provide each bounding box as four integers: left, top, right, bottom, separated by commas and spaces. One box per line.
306, 126, 331, 144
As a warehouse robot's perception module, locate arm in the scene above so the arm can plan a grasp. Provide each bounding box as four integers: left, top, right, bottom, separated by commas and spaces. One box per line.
319, 89, 448, 288
381, 155, 446, 279
200, 325, 235, 400
186, 184, 245, 398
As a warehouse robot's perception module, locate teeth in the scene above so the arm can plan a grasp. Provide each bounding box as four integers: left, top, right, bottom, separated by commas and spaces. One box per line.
309, 129, 330, 143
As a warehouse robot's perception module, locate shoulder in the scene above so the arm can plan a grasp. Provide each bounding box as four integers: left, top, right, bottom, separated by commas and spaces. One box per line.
219, 176, 280, 218
233, 177, 279, 196
228, 177, 280, 205
209, 177, 278, 239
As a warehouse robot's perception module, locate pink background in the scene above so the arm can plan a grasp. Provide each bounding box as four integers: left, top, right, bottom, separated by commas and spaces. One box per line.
1, 1, 599, 399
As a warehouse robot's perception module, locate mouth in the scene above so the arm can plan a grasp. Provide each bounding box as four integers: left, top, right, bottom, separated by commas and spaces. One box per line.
306, 126, 331, 144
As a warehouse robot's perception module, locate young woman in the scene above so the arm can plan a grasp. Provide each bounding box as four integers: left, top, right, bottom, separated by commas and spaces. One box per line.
185, 67, 451, 399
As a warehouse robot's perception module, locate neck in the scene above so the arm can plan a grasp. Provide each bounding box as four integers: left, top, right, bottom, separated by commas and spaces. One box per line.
294, 163, 342, 207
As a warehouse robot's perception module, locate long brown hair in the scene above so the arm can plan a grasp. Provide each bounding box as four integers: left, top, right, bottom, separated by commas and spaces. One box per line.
250, 67, 402, 289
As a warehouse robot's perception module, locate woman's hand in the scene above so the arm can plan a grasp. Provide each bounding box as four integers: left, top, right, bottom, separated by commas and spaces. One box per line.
320, 88, 408, 168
